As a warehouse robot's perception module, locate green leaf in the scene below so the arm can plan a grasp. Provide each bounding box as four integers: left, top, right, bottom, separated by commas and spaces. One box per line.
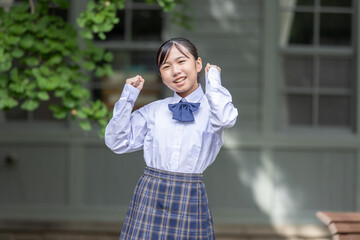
82, 61, 96, 71
10, 68, 19, 81
0, 74, 8, 88
92, 25, 99, 33
26, 88, 37, 98
12, 48, 24, 58
63, 96, 76, 108
95, 67, 105, 77
93, 13, 105, 24
81, 29, 93, 39
35, 75, 48, 89
21, 99, 39, 111
20, 35, 34, 49
55, 90, 66, 97
112, 18, 120, 24
50, 104, 68, 119
53, 0, 70, 9
71, 86, 89, 98
37, 91, 50, 101
46, 76, 60, 90
98, 32, 106, 40
9, 83, 25, 94
39, 65, 51, 76
98, 126, 105, 138
0, 97, 18, 109
25, 57, 39, 67
104, 52, 113, 62
94, 106, 108, 118
87, 0, 96, 11
0, 48, 5, 62
76, 110, 87, 119
104, 64, 114, 76
79, 120, 92, 131
116, 1, 125, 9
7, 36, 21, 44
9, 25, 26, 34
98, 118, 108, 126
48, 55, 62, 65
54, 110, 68, 119
82, 107, 94, 115
0, 61, 12, 72
77, 16, 87, 28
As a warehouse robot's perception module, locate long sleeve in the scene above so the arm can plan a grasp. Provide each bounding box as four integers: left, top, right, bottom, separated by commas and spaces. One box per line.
205, 67, 238, 133
105, 84, 149, 154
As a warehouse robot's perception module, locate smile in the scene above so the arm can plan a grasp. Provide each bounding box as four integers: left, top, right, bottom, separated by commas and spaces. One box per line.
174, 77, 186, 83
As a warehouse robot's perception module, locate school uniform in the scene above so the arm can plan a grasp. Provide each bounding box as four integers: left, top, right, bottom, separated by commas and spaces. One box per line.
105, 67, 238, 239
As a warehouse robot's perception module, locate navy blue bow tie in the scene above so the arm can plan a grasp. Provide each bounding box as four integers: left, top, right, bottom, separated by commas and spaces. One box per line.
168, 100, 200, 122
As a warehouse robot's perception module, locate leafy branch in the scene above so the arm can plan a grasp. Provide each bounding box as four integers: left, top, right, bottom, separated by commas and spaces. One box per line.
0, 0, 190, 137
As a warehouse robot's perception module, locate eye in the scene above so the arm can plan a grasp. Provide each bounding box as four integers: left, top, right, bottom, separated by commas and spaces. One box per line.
162, 65, 169, 70
179, 60, 186, 64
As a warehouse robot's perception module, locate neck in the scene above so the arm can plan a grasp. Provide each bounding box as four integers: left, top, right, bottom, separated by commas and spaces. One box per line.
177, 83, 199, 98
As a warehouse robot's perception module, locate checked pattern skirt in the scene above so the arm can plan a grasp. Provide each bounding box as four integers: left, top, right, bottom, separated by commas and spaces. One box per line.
119, 166, 215, 240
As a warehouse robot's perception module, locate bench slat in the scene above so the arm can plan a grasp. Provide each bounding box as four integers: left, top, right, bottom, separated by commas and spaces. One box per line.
329, 223, 360, 234
333, 234, 360, 240
317, 212, 360, 225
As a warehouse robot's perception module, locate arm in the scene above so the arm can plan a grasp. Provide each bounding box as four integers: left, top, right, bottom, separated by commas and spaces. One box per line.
105, 76, 148, 154
205, 64, 238, 133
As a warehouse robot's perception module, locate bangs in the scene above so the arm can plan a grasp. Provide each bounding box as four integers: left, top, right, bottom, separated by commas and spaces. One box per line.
157, 42, 191, 68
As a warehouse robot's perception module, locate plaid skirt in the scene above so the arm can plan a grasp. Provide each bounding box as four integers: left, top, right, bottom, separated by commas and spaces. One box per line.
119, 166, 215, 240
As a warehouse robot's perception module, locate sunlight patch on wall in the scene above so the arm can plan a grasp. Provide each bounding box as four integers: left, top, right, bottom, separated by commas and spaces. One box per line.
229, 149, 301, 224
209, 0, 242, 33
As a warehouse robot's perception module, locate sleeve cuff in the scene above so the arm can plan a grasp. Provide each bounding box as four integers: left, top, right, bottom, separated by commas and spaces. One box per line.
206, 67, 221, 86
122, 83, 140, 103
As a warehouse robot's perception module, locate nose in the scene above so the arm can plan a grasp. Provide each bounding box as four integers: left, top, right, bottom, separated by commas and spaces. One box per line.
171, 65, 180, 77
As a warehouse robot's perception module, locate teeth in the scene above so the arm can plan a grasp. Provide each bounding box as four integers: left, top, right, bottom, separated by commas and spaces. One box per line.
174, 77, 185, 83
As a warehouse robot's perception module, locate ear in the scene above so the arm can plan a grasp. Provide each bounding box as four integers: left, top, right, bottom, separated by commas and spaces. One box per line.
196, 57, 203, 73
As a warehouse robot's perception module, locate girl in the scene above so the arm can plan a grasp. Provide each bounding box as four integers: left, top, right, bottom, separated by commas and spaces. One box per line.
105, 38, 238, 240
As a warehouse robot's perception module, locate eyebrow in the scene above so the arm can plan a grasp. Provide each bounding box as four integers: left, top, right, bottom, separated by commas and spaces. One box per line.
160, 56, 188, 67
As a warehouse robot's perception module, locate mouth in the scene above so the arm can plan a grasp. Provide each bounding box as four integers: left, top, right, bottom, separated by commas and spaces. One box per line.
174, 76, 186, 84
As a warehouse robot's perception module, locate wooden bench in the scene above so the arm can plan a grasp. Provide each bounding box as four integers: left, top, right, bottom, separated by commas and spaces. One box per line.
316, 211, 360, 240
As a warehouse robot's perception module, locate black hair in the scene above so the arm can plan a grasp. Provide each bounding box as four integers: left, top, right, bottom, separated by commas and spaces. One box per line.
156, 38, 200, 81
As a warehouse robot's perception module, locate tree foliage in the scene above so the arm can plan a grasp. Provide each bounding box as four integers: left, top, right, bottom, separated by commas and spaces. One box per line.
0, 0, 189, 137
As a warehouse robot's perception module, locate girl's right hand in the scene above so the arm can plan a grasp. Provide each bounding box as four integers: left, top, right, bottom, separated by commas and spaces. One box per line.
126, 75, 145, 91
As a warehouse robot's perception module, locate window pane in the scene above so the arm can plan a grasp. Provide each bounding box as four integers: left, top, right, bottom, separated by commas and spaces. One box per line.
96, 51, 161, 109
281, 12, 314, 45
280, 0, 314, 7
319, 57, 352, 88
320, 13, 351, 46
283, 56, 314, 87
33, 95, 63, 121
49, 7, 68, 21
132, 10, 162, 41
4, 106, 27, 120
99, 11, 126, 41
296, 0, 315, 6
320, 0, 352, 7
319, 96, 350, 126
286, 95, 312, 125
131, 51, 158, 72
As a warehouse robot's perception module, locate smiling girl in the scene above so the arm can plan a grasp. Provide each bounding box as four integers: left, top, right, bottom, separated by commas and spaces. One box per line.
105, 38, 238, 239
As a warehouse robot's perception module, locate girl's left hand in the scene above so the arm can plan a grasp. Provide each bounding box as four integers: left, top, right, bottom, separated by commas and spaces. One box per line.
205, 63, 221, 75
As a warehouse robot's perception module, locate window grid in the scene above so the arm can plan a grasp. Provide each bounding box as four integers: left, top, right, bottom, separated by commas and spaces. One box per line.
278, 0, 355, 129
92, 0, 164, 110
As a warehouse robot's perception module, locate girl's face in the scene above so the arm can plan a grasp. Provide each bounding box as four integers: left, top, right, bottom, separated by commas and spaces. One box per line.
159, 45, 202, 98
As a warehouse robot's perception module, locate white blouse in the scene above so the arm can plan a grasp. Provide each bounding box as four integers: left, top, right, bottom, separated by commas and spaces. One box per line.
105, 67, 238, 173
